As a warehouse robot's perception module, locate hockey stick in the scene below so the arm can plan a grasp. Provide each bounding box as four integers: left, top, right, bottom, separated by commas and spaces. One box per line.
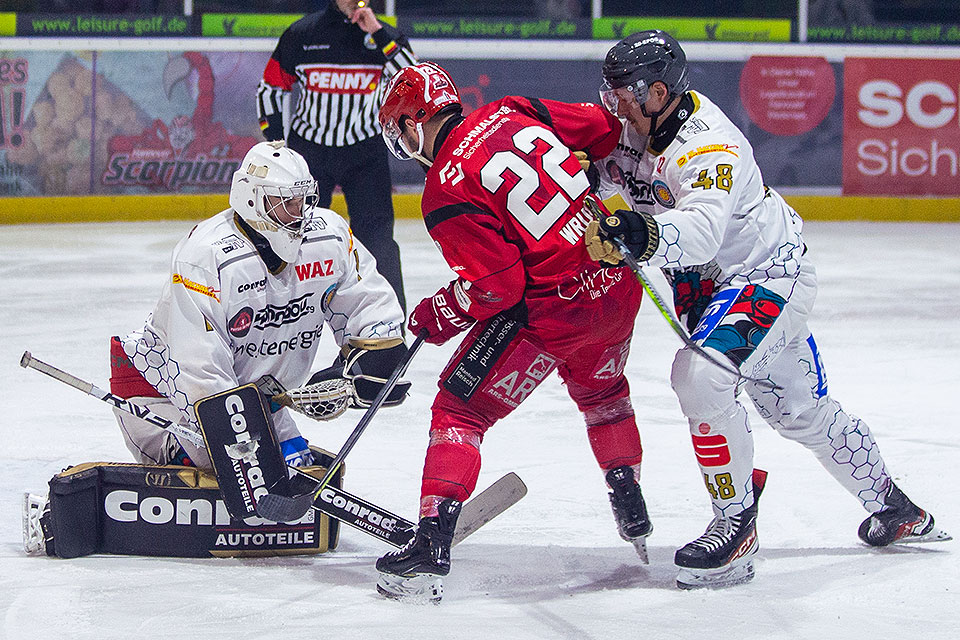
20, 351, 206, 448
451, 471, 527, 546
300, 469, 527, 548
255, 332, 427, 523
582, 200, 779, 390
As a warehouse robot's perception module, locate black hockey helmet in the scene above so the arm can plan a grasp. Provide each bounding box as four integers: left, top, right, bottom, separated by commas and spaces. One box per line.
599, 30, 689, 114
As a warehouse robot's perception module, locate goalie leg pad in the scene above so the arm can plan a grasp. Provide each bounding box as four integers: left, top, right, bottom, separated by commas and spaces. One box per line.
196, 384, 289, 521
28, 462, 338, 558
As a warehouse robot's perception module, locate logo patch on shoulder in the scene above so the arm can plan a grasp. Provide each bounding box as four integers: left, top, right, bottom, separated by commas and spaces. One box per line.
652, 180, 676, 208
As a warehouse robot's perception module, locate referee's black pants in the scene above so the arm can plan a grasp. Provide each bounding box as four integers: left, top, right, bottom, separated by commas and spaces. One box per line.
289, 132, 406, 313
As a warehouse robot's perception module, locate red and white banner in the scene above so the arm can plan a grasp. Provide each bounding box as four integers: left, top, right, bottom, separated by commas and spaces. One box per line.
740, 56, 835, 137
843, 58, 960, 195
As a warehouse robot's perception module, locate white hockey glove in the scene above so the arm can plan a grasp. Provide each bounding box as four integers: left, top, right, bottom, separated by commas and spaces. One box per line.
256, 373, 351, 421
308, 337, 411, 409
273, 377, 352, 421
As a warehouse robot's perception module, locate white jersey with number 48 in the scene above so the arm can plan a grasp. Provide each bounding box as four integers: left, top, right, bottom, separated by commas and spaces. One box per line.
596, 91, 805, 289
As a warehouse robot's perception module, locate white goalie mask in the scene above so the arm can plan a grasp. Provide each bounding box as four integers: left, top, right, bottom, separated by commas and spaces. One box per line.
229, 141, 319, 263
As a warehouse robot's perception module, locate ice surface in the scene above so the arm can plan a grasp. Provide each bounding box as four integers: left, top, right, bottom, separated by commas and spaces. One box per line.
1, 220, 956, 639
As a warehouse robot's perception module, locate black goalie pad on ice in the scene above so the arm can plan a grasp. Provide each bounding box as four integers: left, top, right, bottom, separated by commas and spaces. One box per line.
196, 384, 290, 521
38, 460, 341, 559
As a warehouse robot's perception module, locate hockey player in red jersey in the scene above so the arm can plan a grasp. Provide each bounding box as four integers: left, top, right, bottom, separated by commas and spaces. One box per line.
374, 62, 650, 601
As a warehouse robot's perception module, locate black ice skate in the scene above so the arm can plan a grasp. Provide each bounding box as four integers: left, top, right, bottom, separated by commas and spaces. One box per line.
22, 492, 54, 556
376, 498, 462, 603
675, 468, 768, 590
606, 465, 653, 563
858, 482, 951, 547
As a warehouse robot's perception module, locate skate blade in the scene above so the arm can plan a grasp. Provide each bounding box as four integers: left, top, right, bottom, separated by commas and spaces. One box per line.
630, 536, 650, 564
677, 560, 755, 590
894, 526, 952, 545
376, 572, 444, 604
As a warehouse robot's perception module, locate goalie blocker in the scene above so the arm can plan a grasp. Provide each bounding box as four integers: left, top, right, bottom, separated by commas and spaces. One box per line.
195, 383, 290, 521
27, 448, 345, 559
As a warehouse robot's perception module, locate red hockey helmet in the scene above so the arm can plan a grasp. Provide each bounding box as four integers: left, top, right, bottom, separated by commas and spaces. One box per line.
378, 62, 461, 161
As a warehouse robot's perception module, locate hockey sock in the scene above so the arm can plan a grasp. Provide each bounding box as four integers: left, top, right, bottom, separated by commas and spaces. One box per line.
420, 425, 482, 517
587, 415, 643, 470
689, 403, 756, 517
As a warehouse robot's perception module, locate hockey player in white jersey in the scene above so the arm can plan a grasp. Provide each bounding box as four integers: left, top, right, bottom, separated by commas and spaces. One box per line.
108, 140, 406, 472
581, 30, 950, 589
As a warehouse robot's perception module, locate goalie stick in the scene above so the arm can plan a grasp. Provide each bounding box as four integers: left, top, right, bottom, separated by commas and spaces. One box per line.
582, 199, 780, 390
255, 333, 426, 523
20, 350, 206, 448
19, 350, 526, 547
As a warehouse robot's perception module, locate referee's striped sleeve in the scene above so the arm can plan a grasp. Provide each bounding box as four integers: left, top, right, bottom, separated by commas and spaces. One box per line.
256, 81, 287, 119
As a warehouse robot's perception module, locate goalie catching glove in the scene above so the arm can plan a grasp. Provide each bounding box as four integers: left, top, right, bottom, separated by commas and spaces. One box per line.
308, 337, 412, 409
582, 194, 660, 266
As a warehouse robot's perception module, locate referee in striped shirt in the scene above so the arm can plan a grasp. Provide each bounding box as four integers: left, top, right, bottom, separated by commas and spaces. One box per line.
257, 0, 417, 312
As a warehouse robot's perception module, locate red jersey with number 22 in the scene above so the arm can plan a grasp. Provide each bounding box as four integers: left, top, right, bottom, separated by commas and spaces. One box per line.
421, 96, 637, 347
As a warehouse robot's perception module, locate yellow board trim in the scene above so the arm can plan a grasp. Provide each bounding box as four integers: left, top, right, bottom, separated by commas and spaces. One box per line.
1, 193, 959, 224
602, 194, 960, 223
782, 195, 960, 222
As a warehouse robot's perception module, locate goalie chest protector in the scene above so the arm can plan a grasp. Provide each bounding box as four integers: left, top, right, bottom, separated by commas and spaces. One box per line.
44, 457, 343, 559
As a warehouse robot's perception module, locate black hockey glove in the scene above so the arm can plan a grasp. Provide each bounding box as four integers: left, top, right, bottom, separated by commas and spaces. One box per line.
258, 112, 284, 142
584, 207, 660, 266
308, 339, 411, 408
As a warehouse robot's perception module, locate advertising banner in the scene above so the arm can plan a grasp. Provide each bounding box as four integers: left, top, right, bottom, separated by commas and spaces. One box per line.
0, 50, 267, 197
0, 51, 845, 198
201, 14, 304, 38
739, 56, 836, 137
397, 16, 589, 39
0, 13, 15, 37
808, 22, 960, 45
843, 58, 960, 196
201, 13, 396, 38
17, 14, 194, 37
593, 17, 791, 42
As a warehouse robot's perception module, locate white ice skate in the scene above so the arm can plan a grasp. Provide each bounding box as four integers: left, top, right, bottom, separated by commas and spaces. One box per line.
22, 492, 50, 555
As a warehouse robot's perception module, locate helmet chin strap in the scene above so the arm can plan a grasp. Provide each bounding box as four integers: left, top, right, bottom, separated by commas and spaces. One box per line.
402, 122, 433, 167
640, 95, 673, 136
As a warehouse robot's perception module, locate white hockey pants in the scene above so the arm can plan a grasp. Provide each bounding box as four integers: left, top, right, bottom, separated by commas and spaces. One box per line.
671, 258, 890, 517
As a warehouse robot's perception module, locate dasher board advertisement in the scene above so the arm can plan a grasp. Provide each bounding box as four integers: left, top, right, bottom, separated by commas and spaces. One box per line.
843, 57, 960, 196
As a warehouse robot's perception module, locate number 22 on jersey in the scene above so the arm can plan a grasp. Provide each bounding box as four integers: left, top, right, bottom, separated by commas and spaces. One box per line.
480, 126, 589, 241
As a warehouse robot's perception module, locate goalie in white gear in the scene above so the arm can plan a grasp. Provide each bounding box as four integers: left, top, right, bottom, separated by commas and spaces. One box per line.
107, 140, 406, 473
582, 30, 950, 590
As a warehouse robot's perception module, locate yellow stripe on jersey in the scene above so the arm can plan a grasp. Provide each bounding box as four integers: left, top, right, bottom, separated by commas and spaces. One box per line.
678, 144, 740, 168
173, 274, 221, 303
